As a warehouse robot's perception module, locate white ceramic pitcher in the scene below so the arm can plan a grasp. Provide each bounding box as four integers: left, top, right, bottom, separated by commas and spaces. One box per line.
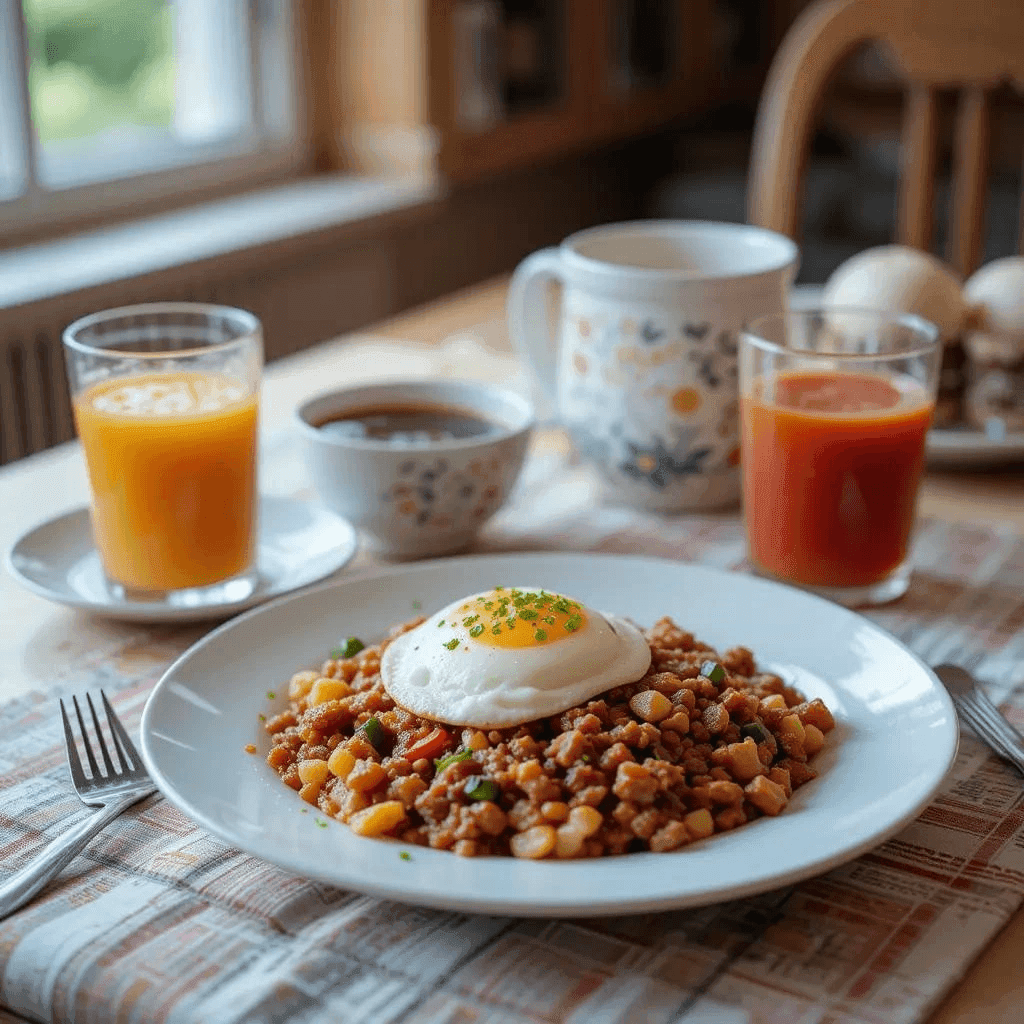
507, 220, 799, 511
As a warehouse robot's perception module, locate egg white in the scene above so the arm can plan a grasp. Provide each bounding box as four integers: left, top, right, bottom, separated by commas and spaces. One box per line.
380, 588, 652, 728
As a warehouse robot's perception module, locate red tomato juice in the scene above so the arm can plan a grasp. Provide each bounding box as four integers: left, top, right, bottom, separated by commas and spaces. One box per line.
741, 371, 934, 588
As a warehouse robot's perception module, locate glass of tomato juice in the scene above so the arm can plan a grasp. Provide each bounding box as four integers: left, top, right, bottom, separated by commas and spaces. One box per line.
739, 309, 941, 606
63, 304, 263, 604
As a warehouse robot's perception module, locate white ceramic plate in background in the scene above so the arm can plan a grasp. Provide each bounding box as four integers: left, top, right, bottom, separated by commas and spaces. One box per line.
6, 495, 358, 623
141, 553, 958, 918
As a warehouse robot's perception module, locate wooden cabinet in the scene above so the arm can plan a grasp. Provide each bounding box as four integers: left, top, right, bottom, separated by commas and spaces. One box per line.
333, 0, 719, 182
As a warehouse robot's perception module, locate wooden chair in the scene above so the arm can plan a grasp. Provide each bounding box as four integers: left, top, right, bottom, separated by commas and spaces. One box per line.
747, 0, 1024, 276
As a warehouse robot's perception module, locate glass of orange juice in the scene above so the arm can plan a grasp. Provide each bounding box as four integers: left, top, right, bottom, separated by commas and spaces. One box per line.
63, 303, 262, 604
740, 309, 940, 607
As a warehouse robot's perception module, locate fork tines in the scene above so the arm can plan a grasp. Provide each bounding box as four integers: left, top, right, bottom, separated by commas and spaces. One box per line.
59, 690, 137, 784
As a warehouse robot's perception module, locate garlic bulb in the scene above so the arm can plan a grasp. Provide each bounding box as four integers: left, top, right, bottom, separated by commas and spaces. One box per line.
822, 245, 967, 343
963, 256, 1024, 340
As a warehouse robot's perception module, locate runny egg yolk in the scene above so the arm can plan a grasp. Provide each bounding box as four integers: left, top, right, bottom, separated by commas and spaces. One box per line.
441, 588, 587, 649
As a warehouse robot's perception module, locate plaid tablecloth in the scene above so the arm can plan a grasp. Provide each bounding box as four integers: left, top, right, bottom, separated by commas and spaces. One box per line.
2, 435, 1024, 1024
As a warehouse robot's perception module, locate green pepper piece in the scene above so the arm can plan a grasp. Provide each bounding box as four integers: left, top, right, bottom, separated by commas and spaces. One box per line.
740, 722, 766, 743
700, 660, 725, 684
331, 637, 365, 659
464, 777, 500, 802
435, 749, 472, 772
359, 715, 386, 752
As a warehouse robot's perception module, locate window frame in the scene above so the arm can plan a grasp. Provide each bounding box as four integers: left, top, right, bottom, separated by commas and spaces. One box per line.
0, 0, 314, 248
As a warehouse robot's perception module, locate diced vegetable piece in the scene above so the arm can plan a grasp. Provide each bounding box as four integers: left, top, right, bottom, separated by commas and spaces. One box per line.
768, 766, 792, 796
684, 808, 714, 840
702, 704, 730, 734
700, 660, 726, 684
803, 723, 826, 756
288, 670, 319, 699
555, 826, 585, 858
541, 801, 570, 822
510, 825, 556, 859
567, 805, 603, 837
745, 775, 789, 816
346, 759, 387, 793
779, 714, 805, 743
629, 690, 673, 722
760, 694, 787, 711
661, 710, 690, 734
330, 637, 365, 660
327, 747, 356, 780
359, 715, 386, 752
404, 727, 451, 762
723, 737, 764, 782
740, 722, 766, 743
799, 698, 836, 733
309, 678, 352, 706
349, 800, 407, 837
464, 777, 500, 802
435, 748, 473, 772
297, 759, 330, 786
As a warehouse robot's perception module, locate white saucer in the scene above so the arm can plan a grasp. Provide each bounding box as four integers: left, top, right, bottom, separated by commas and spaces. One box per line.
6, 496, 359, 623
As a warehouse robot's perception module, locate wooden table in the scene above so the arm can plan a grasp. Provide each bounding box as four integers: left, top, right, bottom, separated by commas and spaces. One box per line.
1, 275, 1022, 1023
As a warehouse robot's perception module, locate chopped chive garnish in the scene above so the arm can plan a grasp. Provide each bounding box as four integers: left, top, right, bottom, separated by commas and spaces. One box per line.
360, 716, 386, 752
437, 619, 445, 627
565, 617, 582, 632
266, 690, 276, 700
400, 851, 411, 861
463, 615, 479, 626
464, 777, 500, 802
436, 749, 472, 771
534, 629, 547, 642
581, 754, 591, 763
543, 616, 555, 626
315, 818, 328, 828
444, 638, 460, 650
331, 637, 365, 659
491, 624, 502, 635
506, 616, 517, 629
258, 714, 266, 722
412, 600, 422, 610
469, 624, 484, 638
701, 660, 725, 683
519, 609, 539, 621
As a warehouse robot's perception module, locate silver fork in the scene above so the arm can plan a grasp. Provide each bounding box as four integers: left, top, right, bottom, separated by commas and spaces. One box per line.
935, 664, 1024, 776
0, 691, 156, 919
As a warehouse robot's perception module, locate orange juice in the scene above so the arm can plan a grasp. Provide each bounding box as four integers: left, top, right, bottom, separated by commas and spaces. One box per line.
73, 371, 258, 592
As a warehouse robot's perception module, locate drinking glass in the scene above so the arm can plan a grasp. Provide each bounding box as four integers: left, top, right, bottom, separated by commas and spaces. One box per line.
739, 308, 941, 606
63, 303, 263, 605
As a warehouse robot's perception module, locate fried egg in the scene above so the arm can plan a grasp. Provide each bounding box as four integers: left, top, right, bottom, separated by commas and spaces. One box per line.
380, 587, 652, 727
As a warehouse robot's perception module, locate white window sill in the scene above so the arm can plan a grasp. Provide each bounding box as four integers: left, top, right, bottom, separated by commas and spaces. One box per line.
0, 175, 443, 310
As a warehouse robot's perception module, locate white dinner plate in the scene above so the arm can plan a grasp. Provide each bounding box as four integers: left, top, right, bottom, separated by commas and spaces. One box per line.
141, 553, 958, 918
6, 495, 358, 623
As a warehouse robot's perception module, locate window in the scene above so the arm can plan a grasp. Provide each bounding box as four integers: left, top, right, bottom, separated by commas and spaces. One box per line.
0, 0, 306, 239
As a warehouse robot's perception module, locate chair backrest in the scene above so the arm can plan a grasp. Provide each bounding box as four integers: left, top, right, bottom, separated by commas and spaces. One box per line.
747, 0, 1024, 276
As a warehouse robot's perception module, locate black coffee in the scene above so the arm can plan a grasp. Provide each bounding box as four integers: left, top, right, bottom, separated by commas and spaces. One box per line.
316, 403, 500, 445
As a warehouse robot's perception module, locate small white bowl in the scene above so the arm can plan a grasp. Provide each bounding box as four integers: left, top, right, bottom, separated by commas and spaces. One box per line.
297, 379, 534, 559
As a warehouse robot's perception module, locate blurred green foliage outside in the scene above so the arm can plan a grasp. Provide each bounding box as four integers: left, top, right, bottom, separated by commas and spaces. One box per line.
22, 0, 174, 143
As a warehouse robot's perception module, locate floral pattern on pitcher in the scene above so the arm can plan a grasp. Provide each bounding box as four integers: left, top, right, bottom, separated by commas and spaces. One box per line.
560, 310, 743, 496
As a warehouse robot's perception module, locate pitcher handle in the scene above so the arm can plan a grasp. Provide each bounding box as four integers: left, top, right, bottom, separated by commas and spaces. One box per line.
506, 247, 563, 419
